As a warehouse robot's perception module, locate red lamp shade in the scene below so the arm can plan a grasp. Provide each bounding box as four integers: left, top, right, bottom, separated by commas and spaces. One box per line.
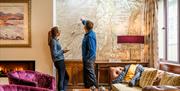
117, 35, 144, 44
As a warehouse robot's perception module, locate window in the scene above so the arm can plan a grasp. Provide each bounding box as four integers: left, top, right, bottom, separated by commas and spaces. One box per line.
158, 0, 165, 59
167, 0, 178, 62
158, 0, 179, 63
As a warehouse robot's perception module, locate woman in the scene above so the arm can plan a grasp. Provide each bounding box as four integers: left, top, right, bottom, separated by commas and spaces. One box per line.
48, 26, 69, 91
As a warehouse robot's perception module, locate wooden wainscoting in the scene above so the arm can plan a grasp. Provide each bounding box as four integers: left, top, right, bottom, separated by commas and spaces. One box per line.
65, 60, 84, 89
65, 59, 149, 89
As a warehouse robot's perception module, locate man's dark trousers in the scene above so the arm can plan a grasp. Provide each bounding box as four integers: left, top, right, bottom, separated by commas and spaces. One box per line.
83, 58, 97, 88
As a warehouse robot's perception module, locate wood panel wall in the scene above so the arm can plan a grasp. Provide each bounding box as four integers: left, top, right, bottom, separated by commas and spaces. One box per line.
65, 60, 84, 88
64, 60, 180, 88
64, 59, 149, 88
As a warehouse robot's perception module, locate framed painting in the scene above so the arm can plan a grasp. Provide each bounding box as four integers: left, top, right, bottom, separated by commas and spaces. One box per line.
0, 0, 31, 47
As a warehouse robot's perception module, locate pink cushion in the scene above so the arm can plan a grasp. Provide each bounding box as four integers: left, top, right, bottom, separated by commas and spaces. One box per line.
10, 72, 19, 78
16, 71, 35, 81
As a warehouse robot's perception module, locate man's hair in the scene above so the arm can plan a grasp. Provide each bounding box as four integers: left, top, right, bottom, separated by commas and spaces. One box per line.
85, 20, 94, 30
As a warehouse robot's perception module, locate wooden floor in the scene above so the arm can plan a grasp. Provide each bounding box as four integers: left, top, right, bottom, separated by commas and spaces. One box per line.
67, 89, 108, 91
67, 89, 91, 91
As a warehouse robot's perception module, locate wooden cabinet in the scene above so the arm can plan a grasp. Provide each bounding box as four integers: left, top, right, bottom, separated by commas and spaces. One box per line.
64, 59, 149, 88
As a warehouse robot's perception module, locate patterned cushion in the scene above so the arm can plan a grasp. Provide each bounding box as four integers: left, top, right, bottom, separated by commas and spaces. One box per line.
124, 64, 137, 82
159, 72, 180, 86
112, 83, 142, 91
153, 70, 164, 85
139, 68, 158, 88
10, 72, 19, 78
142, 86, 180, 91
17, 71, 35, 81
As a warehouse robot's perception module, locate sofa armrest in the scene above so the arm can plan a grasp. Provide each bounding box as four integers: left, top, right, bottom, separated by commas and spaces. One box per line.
35, 73, 56, 90
50, 76, 56, 90
142, 86, 180, 91
109, 67, 124, 83
44, 74, 56, 90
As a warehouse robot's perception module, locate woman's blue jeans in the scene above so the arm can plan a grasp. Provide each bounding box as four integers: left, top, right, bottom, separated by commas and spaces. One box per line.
55, 60, 69, 91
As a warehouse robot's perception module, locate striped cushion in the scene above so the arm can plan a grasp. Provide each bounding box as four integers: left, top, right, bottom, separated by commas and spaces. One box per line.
112, 83, 142, 91
139, 68, 158, 88
159, 72, 180, 86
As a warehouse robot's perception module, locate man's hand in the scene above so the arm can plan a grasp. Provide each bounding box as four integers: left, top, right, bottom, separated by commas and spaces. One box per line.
80, 16, 85, 21
63, 49, 69, 53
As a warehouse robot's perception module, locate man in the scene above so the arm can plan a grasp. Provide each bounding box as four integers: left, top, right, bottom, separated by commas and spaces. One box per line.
81, 18, 97, 88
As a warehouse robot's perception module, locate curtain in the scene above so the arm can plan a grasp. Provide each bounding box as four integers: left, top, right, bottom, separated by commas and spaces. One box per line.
143, 0, 159, 68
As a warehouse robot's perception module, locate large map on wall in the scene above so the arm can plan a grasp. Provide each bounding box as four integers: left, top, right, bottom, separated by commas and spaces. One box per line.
56, 0, 144, 60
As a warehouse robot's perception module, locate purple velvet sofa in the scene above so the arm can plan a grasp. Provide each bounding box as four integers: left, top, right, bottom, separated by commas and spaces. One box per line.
0, 84, 53, 91
7, 70, 56, 91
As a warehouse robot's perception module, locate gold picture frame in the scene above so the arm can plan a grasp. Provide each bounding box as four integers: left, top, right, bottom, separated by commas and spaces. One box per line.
0, 0, 31, 47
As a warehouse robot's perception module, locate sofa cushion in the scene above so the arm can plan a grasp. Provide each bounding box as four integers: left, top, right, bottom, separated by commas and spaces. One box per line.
124, 64, 137, 82
112, 83, 142, 91
159, 72, 180, 86
15, 71, 35, 81
139, 68, 158, 88
142, 86, 180, 91
153, 70, 164, 85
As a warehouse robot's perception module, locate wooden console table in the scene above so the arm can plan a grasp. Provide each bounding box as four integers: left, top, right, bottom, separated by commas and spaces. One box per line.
95, 60, 149, 86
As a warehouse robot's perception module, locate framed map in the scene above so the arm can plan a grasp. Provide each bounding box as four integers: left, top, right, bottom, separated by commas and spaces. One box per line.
56, 0, 144, 60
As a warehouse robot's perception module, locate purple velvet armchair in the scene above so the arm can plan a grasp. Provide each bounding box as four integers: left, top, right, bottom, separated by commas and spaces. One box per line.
0, 84, 53, 91
7, 70, 56, 91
